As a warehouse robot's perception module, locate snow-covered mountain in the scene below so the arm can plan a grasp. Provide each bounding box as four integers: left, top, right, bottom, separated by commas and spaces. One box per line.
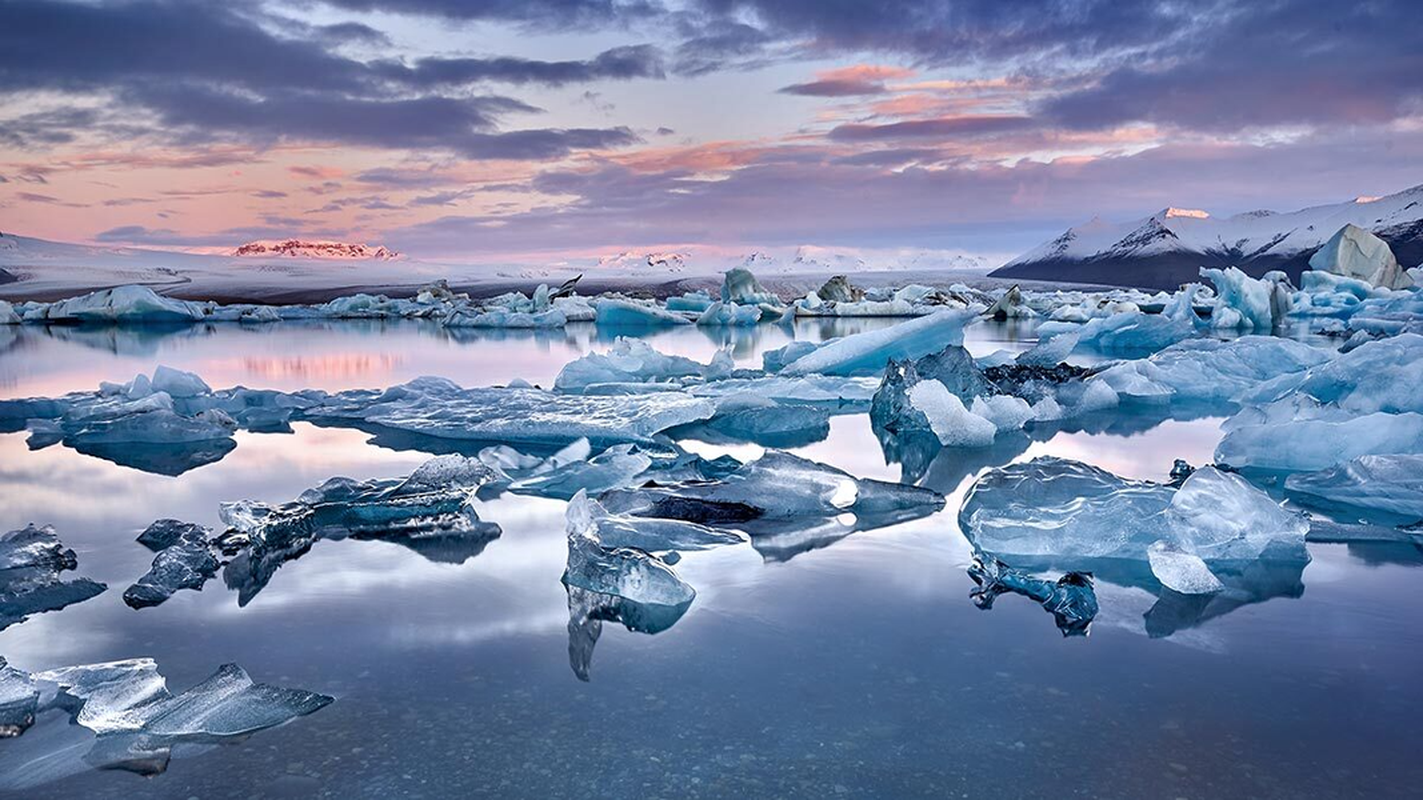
993, 184, 1423, 289
233, 239, 400, 260
594, 251, 689, 273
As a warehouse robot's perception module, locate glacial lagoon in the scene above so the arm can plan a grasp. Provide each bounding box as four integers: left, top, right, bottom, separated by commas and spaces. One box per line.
2, 317, 1422, 798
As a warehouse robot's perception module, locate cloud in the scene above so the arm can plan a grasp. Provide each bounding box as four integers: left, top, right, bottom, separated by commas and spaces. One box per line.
829, 115, 1034, 141
318, 0, 664, 27
373, 45, 664, 88
779, 64, 915, 97
0, 0, 648, 160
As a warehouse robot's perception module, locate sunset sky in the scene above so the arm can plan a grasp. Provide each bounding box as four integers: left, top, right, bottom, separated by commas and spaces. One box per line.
2, 0, 1421, 263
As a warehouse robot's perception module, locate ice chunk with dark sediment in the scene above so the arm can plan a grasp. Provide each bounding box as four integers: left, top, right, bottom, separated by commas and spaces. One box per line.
305, 377, 716, 446
598, 450, 945, 531
0, 658, 38, 737
779, 310, 976, 376
568, 491, 744, 553
1284, 454, 1423, 521
563, 491, 697, 607
124, 522, 219, 609
566, 584, 690, 681
968, 557, 1098, 636
0, 524, 106, 630
958, 456, 1308, 564
720, 267, 779, 305
508, 443, 654, 500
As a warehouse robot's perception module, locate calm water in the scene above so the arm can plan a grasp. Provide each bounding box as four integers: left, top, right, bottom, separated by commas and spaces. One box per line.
1, 319, 1420, 799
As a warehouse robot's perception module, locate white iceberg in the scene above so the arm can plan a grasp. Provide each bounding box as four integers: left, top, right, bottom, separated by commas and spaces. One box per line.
1308, 223, 1412, 290
594, 297, 692, 327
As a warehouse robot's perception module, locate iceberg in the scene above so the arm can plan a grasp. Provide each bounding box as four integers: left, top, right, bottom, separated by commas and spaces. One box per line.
1308, 223, 1412, 290
1034, 311, 1194, 357
1237, 333, 1423, 415
0, 658, 37, 737
720, 267, 779, 305
967, 557, 1098, 637
906, 381, 998, 447
508, 443, 654, 501
817, 275, 865, 304
1217, 410, 1423, 472
959, 456, 1308, 564
1284, 454, 1423, 521
554, 338, 717, 393
562, 491, 697, 607
568, 491, 744, 554
666, 291, 715, 312
0, 524, 107, 631
1201, 266, 1279, 330
594, 297, 691, 327
779, 309, 975, 376
27, 285, 209, 324
696, 301, 763, 326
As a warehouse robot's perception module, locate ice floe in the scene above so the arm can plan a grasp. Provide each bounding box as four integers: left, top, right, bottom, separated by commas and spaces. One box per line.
968, 557, 1098, 637
0, 524, 106, 631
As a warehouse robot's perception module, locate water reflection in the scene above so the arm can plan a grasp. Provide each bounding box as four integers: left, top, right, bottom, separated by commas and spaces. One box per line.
565, 584, 690, 682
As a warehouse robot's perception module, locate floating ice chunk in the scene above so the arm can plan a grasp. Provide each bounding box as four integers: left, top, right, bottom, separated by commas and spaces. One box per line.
149, 366, 211, 398
959, 457, 1308, 563
0, 657, 38, 737
817, 275, 865, 303
555, 338, 710, 392
124, 524, 219, 609
1035, 311, 1193, 357
666, 291, 714, 312
984, 285, 1034, 320
444, 306, 567, 328
1147, 541, 1224, 595
31, 286, 209, 324
696, 301, 763, 326
762, 340, 820, 372
1094, 336, 1329, 404
907, 381, 997, 447
509, 444, 654, 500
307, 377, 716, 446
1309, 223, 1412, 290
0, 524, 107, 631
1201, 267, 1278, 330
0, 301, 20, 326
563, 491, 696, 607
594, 298, 691, 326
1238, 333, 1423, 415
720, 267, 778, 305
33, 660, 331, 738
968, 557, 1098, 637
1284, 454, 1423, 521
689, 375, 880, 404
780, 310, 975, 376
1217, 410, 1423, 472
599, 450, 944, 525
970, 394, 1035, 432
567, 491, 743, 553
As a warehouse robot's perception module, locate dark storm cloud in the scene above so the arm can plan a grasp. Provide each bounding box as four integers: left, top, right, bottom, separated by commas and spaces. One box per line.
373, 45, 664, 88
317, 0, 663, 27
0, 0, 649, 159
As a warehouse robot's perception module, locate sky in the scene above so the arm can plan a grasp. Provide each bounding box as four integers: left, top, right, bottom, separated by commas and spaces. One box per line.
1, 0, 1421, 265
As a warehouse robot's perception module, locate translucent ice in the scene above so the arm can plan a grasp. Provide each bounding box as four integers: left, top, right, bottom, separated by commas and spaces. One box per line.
1216, 409, 1423, 472
0, 657, 38, 737
594, 297, 692, 327
124, 522, 219, 609
1201, 266, 1278, 330
906, 381, 997, 447
959, 457, 1308, 563
779, 310, 975, 376
1284, 454, 1423, 521
306, 377, 717, 446
1094, 336, 1330, 404
696, 301, 763, 326
1034, 311, 1194, 357
1146, 541, 1224, 595
563, 491, 697, 607
968, 557, 1098, 637
567, 491, 744, 553
509, 443, 654, 500
599, 450, 944, 526
566, 584, 690, 682
0, 524, 107, 630
554, 338, 717, 393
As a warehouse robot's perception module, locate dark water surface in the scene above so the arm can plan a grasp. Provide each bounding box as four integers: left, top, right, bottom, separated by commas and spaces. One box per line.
1, 319, 1419, 798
